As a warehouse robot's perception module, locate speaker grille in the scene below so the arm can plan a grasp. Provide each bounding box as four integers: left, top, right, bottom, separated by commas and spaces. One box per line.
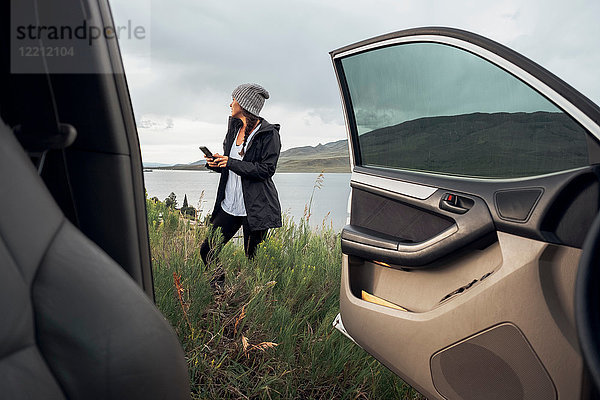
431, 323, 556, 400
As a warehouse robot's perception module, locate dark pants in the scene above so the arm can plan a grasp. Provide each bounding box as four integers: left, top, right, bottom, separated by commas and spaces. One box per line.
200, 209, 268, 267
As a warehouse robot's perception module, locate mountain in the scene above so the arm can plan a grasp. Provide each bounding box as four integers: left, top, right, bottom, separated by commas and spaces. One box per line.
277, 139, 350, 172
278, 139, 348, 158
144, 159, 207, 170
145, 139, 351, 173
142, 162, 174, 168
188, 159, 207, 166
358, 111, 587, 178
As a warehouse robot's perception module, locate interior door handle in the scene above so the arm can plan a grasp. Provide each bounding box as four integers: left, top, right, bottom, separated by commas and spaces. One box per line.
342, 224, 458, 253
440, 193, 473, 214
396, 225, 458, 252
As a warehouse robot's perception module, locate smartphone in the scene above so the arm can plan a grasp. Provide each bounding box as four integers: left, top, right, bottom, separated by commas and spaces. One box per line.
199, 146, 214, 158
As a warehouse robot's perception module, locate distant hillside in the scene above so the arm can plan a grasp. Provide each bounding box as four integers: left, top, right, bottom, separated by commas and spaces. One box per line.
145, 139, 351, 173
143, 162, 173, 168
279, 139, 349, 159
277, 139, 350, 172
359, 111, 587, 178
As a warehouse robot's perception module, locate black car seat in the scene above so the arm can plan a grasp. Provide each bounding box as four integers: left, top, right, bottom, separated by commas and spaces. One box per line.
0, 118, 190, 398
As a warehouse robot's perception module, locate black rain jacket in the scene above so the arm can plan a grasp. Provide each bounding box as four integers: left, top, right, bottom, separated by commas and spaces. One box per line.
207, 116, 282, 231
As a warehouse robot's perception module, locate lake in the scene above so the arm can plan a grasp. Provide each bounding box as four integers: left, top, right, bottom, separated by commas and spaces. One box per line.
143, 170, 352, 231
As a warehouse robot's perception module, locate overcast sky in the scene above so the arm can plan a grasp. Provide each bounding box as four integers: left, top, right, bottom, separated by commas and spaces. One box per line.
110, 0, 600, 164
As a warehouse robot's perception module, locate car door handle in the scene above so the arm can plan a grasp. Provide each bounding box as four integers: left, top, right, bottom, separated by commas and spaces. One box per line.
440, 201, 468, 214
396, 225, 458, 252
342, 224, 457, 252
341, 225, 399, 250
439, 193, 473, 214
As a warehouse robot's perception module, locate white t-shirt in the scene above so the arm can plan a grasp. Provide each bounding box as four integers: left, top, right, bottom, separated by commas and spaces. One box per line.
220, 123, 260, 216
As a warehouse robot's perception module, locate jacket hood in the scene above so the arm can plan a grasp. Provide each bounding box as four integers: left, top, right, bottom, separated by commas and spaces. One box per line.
228, 116, 280, 134
227, 117, 280, 154
258, 120, 280, 133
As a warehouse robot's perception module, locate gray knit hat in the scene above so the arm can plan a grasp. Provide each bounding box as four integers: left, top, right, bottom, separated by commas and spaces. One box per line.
232, 83, 270, 117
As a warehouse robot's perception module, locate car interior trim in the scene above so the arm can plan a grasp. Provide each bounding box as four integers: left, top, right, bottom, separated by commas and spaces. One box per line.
351, 170, 437, 200
343, 184, 496, 267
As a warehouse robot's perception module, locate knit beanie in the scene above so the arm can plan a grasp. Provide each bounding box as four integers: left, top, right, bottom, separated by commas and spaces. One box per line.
232, 83, 270, 117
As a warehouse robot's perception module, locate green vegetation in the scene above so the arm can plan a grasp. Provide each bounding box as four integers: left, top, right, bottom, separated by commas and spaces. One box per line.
165, 191, 178, 209
147, 196, 423, 399
181, 194, 197, 218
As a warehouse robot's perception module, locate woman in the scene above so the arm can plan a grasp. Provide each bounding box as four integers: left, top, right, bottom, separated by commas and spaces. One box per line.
200, 83, 282, 279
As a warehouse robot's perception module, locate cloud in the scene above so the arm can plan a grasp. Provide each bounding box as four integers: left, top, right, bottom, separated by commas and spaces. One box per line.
138, 115, 225, 163
111, 0, 600, 163
137, 107, 345, 163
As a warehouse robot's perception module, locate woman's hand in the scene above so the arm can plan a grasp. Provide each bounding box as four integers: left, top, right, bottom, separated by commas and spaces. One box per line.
205, 154, 219, 168
212, 154, 229, 168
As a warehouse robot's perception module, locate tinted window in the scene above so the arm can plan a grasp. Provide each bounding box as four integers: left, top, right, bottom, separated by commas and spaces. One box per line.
341, 43, 589, 178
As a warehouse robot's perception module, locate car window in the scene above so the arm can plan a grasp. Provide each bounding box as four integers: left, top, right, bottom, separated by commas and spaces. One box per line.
341, 42, 590, 178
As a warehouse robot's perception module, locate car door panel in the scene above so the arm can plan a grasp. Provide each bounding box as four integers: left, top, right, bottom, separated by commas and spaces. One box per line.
341, 235, 581, 399
332, 27, 600, 399
340, 168, 596, 400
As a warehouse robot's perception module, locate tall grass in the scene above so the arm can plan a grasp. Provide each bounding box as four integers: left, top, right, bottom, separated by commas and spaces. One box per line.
147, 197, 424, 399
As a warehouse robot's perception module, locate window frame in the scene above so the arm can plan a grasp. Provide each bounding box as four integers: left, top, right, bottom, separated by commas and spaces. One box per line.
333, 32, 600, 179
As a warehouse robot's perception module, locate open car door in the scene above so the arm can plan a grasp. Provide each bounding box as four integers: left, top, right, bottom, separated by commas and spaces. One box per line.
331, 27, 600, 400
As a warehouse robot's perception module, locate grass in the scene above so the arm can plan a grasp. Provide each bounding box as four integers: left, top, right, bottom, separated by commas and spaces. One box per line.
147, 195, 425, 399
